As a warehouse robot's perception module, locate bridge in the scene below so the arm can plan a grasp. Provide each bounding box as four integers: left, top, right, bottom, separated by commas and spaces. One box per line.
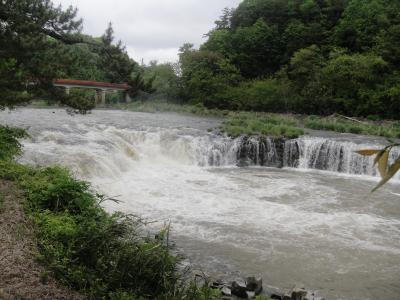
53, 79, 132, 104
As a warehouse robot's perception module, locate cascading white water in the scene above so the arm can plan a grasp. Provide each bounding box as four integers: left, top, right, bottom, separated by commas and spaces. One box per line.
23, 128, 395, 178
1, 109, 400, 300
282, 136, 400, 177
21, 124, 245, 178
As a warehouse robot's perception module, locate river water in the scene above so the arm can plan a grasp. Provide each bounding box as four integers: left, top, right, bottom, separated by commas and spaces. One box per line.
1, 108, 400, 300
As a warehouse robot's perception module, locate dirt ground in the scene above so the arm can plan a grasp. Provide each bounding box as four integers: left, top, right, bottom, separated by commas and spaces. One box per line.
0, 180, 83, 300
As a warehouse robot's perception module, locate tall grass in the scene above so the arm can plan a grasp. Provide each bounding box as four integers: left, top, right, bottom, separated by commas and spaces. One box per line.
221, 113, 304, 138
221, 112, 400, 139
304, 116, 400, 138
120, 101, 400, 139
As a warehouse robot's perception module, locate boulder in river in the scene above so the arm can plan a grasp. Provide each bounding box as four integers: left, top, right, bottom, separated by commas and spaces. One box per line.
246, 276, 263, 295
231, 281, 248, 299
290, 287, 308, 300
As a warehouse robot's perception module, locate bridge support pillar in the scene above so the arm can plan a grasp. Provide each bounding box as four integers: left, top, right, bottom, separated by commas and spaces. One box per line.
94, 90, 99, 104
65, 87, 70, 95
125, 92, 132, 103
101, 89, 106, 105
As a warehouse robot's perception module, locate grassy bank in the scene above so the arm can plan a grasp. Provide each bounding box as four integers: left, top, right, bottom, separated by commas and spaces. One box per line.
29, 99, 400, 139
221, 113, 304, 138
221, 113, 400, 139
112, 101, 228, 118
303, 115, 400, 138
0, 125, 225, 300
115, 100, 400, 139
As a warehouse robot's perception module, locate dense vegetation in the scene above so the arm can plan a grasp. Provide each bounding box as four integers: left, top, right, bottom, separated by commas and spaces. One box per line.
3, 0, 399, 119
0, 1, 155, 112
0, 125, 227, 299
172, 0, 400, 119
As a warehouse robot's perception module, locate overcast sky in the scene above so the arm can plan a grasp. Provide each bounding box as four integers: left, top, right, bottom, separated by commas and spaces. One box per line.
54, 0, 242, 64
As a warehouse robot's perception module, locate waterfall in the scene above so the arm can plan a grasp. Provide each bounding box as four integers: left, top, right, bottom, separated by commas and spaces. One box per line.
231, 136, 395, 177
234, 135, 399, 177
286, 137, 375, 175
19, 123, 395, 179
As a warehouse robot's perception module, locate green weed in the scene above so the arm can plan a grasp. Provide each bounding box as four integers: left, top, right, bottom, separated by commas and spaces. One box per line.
0, 126, 27, 160
221, 113, 304, 138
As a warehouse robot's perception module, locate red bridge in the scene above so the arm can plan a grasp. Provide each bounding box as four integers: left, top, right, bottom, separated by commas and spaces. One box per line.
53, 79, 131, 104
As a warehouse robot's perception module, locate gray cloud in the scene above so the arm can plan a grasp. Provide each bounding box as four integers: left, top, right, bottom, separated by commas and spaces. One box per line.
54, 0, 242, 63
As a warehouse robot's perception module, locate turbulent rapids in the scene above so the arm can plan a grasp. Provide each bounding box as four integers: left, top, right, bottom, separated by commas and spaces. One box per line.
1, 109, 400, 300
17, 123, 399, 177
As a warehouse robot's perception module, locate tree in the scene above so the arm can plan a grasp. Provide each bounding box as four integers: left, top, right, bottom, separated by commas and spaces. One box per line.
202, 0, 350, 79
179, 48, 241, 107
287, 45, 325, 91
333, 0, 397, 52
142, 62, 180, 100
0, 0, 90, 110
100, 22, 136, 84
319, 51, 388, 115
214, 7, 234, 30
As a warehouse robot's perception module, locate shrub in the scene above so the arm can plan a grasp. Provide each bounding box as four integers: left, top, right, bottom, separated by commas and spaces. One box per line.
20, 167, 96, 213
15, 166, 181, 299
0, 126, 27, 160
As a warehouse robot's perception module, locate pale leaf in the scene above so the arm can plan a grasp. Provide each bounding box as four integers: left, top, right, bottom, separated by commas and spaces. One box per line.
355, 149, 381, 156
374, 150, 386, 166
372, 158, 400, 193
378, 151, 389, 178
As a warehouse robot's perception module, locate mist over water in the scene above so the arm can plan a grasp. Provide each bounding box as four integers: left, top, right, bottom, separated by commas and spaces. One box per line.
1, 109, 400, 300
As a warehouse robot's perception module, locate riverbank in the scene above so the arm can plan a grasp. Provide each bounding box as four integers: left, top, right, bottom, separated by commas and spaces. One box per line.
29, 100, 400, 139
0, 179, 83, 299
111, 101, 400, 139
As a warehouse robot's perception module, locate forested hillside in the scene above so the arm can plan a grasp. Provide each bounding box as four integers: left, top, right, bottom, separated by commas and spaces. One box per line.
3, 0, 399, 119
176, 0, 400, 119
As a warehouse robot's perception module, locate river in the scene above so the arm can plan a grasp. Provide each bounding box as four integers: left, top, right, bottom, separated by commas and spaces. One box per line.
1, 108, 400, 300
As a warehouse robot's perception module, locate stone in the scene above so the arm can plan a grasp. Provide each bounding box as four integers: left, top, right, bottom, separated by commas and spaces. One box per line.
246, 291, 255, 299
305, 291, 325, 300
231, 281, 248, 299
210, 279, 225, 289
270, 293, 284, 300
221, 286, 232, 296
246, 276, 263, 295
291, 287, 307, 300
282, 293, 292, 300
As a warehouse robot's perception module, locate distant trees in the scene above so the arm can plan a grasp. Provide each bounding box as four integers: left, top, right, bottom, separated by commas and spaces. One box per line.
0, 1, 155, 111
100, 23, 136, 84
175, 0, 400, 119
142, 61, 180, 100
178, 44, 241, 108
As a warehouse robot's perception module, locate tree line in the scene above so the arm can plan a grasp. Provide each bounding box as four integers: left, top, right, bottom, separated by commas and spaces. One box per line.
172, 0, 400, 119
2, 0, 399, 119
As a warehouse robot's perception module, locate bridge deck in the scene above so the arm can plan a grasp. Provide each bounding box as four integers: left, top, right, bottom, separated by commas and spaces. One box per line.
54, 79, 129, 90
